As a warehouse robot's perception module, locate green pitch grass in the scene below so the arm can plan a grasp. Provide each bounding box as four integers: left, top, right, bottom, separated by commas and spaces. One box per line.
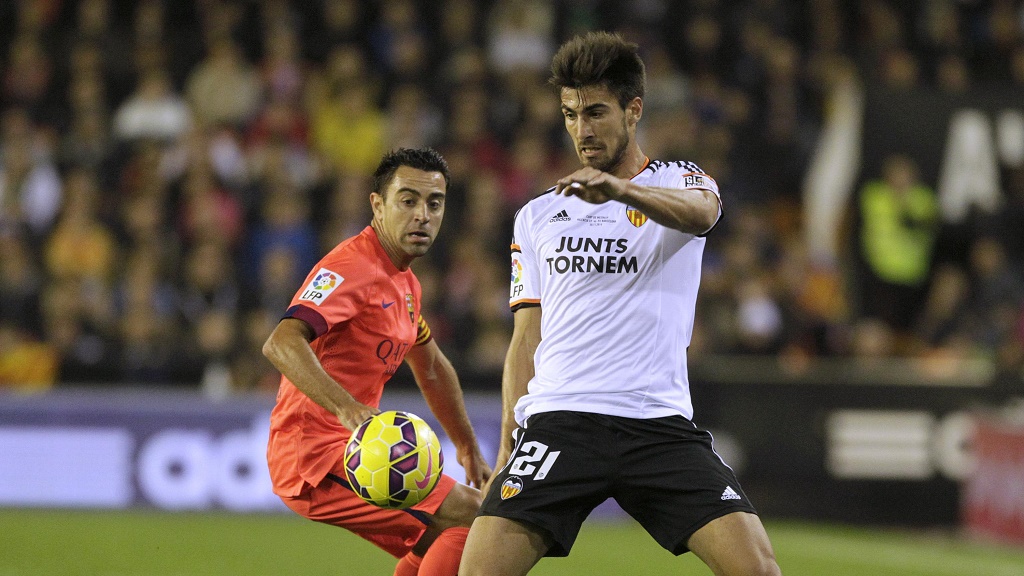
2, 509, 1023, 575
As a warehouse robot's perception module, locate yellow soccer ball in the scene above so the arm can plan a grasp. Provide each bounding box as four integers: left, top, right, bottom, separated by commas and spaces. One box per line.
343, 411, 444, 509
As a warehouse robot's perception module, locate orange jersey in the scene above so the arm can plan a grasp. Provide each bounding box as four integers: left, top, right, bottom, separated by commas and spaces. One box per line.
267, 226, 432, 497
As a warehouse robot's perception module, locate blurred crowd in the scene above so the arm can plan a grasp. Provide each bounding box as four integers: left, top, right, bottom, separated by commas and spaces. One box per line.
0, 0, 1022, 393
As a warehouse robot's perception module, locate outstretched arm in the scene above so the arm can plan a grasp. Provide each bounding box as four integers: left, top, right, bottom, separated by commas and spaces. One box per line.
262, 318, 378, 431
405, 339, 492, 488
555, 168, 720, 234
495, 306, 542, 473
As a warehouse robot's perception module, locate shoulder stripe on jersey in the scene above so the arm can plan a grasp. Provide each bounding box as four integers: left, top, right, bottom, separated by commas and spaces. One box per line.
511, 243, 521, 253
284, 304, 328, 338
646, 159, 705, 175
415, 315, 432, 346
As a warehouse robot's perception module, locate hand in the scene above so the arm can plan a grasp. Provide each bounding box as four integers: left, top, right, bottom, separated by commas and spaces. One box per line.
336, 402, 380, 432
457, 445, 493, 490
477, 446, 512, 495
554, 168, 627, 204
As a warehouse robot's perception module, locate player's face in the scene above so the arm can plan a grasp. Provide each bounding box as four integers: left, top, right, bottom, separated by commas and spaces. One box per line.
371, 166, 446, 268
560, 85, 639, 173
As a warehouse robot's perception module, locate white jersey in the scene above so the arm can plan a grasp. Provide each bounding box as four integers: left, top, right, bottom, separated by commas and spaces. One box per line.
509, 159, 721, 426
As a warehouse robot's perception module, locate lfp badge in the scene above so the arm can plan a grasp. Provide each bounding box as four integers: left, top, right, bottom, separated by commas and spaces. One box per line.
299, 269, 343, 306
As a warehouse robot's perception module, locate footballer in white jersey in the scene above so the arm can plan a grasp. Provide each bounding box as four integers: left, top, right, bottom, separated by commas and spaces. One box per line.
462, 31, 780, 576
509, 158, 721, 426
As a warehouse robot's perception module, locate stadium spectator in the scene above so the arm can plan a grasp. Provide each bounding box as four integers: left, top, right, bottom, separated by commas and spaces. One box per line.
191, 307, 238, 398
857, 154, 940, 335
3, 34, 53, 115
43, 168, 117, 285
185, 37, 262, 129
176, 166, 244, 247
964, 236, 1024, 351
386, 83, 444, 150
117, 296, 186, 384
178, 239, 240, 326
319, 170, 373, 250
112, 68, 192, 143
309, 0, 363, 60
486, 0, 555, 77
0, 110, 62, 238
0, 320, 57, 390
59, 107, 111, 171
245, 185, 319, 291
41, 277, 119, 384
231, 308, 281, 393
259, 25, 307, 104
0, 230, 44, 337
314, 82, 386, 176
915, 262, 972, 353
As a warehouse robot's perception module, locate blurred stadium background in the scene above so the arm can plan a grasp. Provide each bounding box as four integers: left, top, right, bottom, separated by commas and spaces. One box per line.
2, 0, 1024, 574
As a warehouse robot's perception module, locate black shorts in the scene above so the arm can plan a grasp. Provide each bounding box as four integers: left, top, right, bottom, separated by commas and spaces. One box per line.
478, 411, 757, 557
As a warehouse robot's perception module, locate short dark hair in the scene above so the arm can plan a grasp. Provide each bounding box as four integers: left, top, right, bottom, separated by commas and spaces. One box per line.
372, 147, 451, 195
549, 32, 646, 109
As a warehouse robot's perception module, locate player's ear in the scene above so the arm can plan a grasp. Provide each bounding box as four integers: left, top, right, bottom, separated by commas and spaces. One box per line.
626, 97, 642, 125
370, 192, 384, 219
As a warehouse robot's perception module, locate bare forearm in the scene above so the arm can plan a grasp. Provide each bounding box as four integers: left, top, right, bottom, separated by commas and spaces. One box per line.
556, 169, 720, 234
262, 322, 370, 430
617, 182, 719, 234
416, 353, 478, 449
497, 335, 536, 465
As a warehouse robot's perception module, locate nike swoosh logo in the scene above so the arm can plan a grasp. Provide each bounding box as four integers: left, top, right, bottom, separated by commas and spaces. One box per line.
415, 452, 433, 489
382, 301, 395, 308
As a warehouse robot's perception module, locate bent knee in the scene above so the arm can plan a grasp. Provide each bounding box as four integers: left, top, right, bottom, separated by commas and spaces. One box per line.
435, 484, 482, 527
452, 489, 483, 525
746, 552, 782, 576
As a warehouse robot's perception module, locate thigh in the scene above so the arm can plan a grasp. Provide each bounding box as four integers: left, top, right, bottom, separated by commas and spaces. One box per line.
612, 416, 758, 555
477, 411, 614, 557
687, 511, 779, 576
460, 515, 551, 576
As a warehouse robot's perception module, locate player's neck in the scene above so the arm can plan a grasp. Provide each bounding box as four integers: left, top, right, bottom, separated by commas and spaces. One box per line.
370, 222, 413, 270
606, 143, 647, 180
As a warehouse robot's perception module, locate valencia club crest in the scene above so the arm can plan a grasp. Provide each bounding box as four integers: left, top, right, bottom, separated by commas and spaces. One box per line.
626, 206, 648, 227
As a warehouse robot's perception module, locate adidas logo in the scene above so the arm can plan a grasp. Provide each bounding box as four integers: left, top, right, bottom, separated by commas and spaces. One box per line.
721, 486, 741, 501
548, 209, 571, 223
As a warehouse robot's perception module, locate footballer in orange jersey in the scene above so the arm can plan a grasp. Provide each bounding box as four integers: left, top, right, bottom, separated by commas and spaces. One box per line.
264, 148, 491, 576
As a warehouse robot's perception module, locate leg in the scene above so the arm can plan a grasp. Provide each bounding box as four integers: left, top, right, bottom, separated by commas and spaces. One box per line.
410, 482, 483, 555
460, 412, 612, 575
393, 553, 423, 576
417, 527, 469, 576
403, 483, 482, 576
459, 516, 551, 576
423, 483, 482, 532
686, 512, 781, 576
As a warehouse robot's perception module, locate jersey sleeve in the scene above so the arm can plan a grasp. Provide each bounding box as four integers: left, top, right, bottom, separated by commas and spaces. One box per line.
674, 161, 723, 237
283, 261, 370, 339
510, 205, 541, 311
